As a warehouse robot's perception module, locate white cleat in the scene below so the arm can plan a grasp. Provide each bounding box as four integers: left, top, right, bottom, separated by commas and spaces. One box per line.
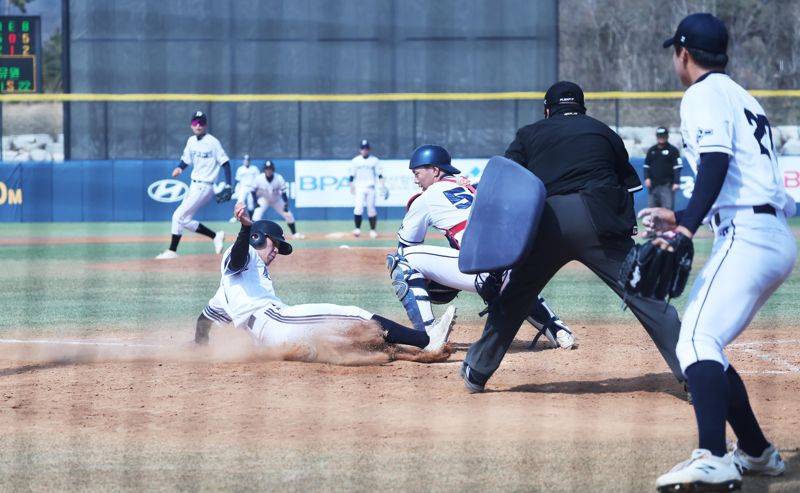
423, 306, 456, 353
292, 233, 306, 240
656, 449, 742, 492
155, 250, 179, 260
352, 228, 361, 237
731, 443, 785, 477
526, 316, 575, 349
213, 231, 225, 254
369, 230, 378, 239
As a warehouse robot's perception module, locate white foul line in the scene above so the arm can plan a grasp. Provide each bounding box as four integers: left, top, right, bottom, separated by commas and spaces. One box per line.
0, 338, 164, 348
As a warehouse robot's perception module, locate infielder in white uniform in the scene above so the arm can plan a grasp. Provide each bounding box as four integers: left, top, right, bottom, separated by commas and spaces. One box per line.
387, 144, 574, 350
156, 111, 229, 259
350, 140, 388, 238
193, 203, 456, 363
232, 154, 259, 218
248, 160, 304, 239
645, 14, 795, 492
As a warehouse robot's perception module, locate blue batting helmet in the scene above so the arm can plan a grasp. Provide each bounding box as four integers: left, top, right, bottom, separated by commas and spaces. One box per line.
408, 145, 460, 175
249, 220, 292, 255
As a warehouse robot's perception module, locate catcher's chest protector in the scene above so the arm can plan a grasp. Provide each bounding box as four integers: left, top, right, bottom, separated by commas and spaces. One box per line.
459, 156, 546, 274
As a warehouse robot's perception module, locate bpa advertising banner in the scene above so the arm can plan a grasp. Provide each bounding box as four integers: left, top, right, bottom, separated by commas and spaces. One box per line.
294, 158, 490, 208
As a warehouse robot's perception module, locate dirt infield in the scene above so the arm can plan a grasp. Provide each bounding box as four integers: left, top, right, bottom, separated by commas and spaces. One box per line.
2, 241, 800, 491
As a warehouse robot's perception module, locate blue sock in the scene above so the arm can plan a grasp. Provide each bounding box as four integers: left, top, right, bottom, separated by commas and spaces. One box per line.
726, 365, 769, 457
685, 360, 729, 457
371, 315, 429, 348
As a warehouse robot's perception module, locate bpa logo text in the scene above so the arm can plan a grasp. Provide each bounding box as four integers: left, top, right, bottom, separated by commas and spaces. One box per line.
298, 176, 350, 191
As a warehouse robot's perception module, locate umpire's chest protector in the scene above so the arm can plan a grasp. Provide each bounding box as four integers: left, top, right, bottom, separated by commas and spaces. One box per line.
459, 156, 546, 274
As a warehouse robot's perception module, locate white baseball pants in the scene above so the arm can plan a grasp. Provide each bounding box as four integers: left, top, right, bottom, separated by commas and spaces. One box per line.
171, 181, 214, 235
247, 303, 374, 348
676, 207, 796, 373
354, 186, 377, 217
252, 197, 295, 223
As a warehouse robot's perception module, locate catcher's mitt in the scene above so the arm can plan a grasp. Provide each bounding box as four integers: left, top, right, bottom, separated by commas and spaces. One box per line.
215, 186, 233, 203
618, 231, 694, 303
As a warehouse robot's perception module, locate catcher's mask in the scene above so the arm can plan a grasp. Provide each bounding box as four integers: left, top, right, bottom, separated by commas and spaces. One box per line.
249, 220, 292, 255
409, 144, 460, 175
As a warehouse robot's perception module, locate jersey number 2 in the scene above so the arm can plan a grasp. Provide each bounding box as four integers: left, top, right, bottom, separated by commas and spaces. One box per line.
442, 187, 473, 209
744, 109, 774, 158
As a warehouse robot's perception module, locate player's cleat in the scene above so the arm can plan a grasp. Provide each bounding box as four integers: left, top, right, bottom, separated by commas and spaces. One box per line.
292, 233, 305, 240
459, 362, 486, 394
155, 250, 179, 260
656, 449, 742, 492
352, 228, 361, 237
369, 230, 378, 239
526, 315, 575, 349
423, 305, 456, 352
213, 231, 225, 254
730, 443, 785, 476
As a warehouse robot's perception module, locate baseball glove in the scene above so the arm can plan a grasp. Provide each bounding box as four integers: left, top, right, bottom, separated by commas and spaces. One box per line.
380, 187, 390, 200
215, 186, 233, 203
618, 231, 694, 303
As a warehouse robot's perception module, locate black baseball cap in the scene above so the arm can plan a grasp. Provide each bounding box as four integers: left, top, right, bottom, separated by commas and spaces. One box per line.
656, 127, 669, 136
360, 139, 370, 149
544, 81, 585, 110
191, 111, 207, 125
663, 13, 728, 55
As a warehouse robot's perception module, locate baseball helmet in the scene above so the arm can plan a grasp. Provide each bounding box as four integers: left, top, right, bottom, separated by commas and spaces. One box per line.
409, 144, 460, 175
263, 160, 275, 170
191, 111, 207, 125
249, 220, 292, 255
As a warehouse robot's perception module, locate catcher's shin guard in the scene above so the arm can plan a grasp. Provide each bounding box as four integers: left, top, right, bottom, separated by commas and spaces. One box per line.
387, 253, 434, 331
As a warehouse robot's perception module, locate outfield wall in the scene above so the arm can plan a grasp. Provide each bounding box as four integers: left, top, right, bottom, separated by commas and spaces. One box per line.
2, 157, 800, 222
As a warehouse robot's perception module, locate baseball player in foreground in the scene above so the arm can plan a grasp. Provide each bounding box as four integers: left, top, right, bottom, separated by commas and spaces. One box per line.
248, 160, 304, 239
193, 202, 456, 364
644, 13, 795, 492
387, 144, 574, 349
230, 154, 259, 220
156, 111, 229, 259
350, 140, 388, 238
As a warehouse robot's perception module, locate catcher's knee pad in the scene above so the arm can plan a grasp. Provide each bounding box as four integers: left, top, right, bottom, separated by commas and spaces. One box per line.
386, 253, 434, 331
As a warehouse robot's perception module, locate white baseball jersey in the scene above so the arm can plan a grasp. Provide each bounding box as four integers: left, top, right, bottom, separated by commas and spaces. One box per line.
350, 155, 382, 187
180, 133, 229, 183
398, 177, 475, 248
235, 164, 260, 189
679, 73, 790, 220
250, 173, 288, 203
675, 72, 797, 373
218, 244, 285, 328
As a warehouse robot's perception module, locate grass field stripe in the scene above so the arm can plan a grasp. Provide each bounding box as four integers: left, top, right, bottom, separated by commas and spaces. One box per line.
0, 338, 165, 348
3, 89, 800, 103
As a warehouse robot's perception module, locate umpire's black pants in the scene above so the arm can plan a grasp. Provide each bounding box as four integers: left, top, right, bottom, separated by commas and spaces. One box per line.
464, 193, 683, 383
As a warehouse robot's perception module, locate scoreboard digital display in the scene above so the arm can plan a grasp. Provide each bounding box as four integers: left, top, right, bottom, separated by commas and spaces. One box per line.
0, 16, 41, 93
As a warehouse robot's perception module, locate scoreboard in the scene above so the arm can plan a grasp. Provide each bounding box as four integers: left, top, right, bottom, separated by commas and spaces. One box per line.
0, 16, 42, 93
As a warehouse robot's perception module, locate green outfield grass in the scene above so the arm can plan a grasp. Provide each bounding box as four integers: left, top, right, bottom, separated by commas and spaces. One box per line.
1, 219, 799, 336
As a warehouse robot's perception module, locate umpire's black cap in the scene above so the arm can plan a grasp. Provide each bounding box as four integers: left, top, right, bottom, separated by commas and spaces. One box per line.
544, 81, 586, 112
663, 13, 728, 55
249, 220, 292, 255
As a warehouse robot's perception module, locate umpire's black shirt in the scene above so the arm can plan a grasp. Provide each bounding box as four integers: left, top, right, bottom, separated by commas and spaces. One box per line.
505, 107, 642, 196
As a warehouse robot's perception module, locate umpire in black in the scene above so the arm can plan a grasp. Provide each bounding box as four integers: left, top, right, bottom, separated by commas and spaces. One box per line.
644, 126, 683, 211
461, 81, 684, 392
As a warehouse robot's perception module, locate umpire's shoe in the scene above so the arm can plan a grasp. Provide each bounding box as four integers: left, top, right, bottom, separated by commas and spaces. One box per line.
459, 362, 488, 394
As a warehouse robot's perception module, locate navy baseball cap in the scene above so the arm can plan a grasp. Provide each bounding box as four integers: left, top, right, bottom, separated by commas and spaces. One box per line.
656, 127, 668, 136
663, 13, 728, 55
360, 139, 370, 149
191, 111, 207, 125
263, 160, 275, 169
544, 81, 585, 110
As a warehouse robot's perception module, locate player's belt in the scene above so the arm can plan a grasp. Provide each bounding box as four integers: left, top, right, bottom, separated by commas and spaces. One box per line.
713, 204, 776, 226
